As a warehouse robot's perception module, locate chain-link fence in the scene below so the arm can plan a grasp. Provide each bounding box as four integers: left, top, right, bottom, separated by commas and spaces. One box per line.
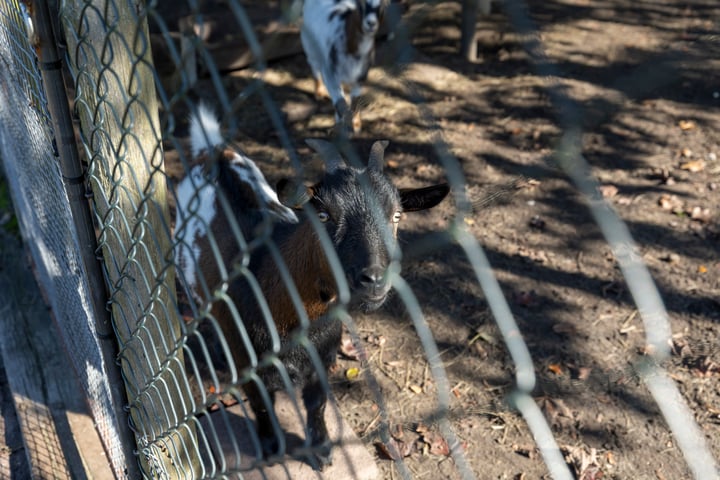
1, 0, 718, 478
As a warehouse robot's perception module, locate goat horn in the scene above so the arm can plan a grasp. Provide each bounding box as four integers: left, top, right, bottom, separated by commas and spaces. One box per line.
368, 140, 389, 172
305, 139, 345, 172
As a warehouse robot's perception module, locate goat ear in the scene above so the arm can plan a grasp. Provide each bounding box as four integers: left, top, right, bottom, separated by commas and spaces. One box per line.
368, 140, 389, 172
400, 183, 450, 212
277, 178, 313, 209
305, 138, 344, 173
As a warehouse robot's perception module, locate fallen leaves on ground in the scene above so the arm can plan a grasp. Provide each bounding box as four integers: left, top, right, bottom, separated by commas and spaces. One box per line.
658, 194, 714, 223
339, 332, 362, 361
517, 246, 550, 264
670, 337, 719, 376
679, 158, 706, 172
512, 444, 538, 460
561, 444, 605, 480
678, 119, 696, 130
375, 436, 414, 460
375, 423, 454, 461
409, 384, 423, 394
422, 430, 451, 456
658, 194, 684, 212
539, 397, 575, 428
598, 184, 618, 199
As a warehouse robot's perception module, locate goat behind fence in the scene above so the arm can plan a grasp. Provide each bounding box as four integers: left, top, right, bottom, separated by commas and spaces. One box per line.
0, 0, 718, 479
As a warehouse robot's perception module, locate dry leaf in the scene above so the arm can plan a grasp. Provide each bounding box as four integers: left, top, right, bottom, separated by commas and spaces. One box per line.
548, 363, 564, 375
415, 422, 429, 434
366, 334, 386, 347
539, 397, 574, 426
339, 333, 361, 361
345, 367, 360, 380
678, 120, 696, 130
689, 207, 711, 223
576, 367, 592, 381
409, 384, 423, 394
598, 184, 618, 198
421, 431, 450, 456
513, 444, 538, 459
384, 360, 404, 370
375, 438, 413, 460
562, 444, 602, 479
698, 265, 708, 273
688, 356, 720, 377
658, 194, 683, 211
681, 147, 693, 158
680, 159, 706, 172
671, 337, 692, 357
638, 344, 657, 356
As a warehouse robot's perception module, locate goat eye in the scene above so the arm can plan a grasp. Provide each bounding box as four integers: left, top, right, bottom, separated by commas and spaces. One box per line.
318, 210, 331, 223
392, 211, 402, 223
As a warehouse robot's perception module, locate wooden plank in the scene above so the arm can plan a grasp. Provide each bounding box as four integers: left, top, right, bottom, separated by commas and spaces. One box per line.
0, 232, 114, 479
0, 355, 32, 479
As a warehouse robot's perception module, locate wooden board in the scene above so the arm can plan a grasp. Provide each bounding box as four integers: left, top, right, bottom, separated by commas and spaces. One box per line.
0, 355, 32, 479
0, 232, 115, 480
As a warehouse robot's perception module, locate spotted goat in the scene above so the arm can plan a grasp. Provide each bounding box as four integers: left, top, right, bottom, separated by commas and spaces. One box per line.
301, 0, 387, 134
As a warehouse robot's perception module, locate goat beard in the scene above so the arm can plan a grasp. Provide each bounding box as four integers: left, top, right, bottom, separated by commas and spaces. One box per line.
351, 290, 392, 313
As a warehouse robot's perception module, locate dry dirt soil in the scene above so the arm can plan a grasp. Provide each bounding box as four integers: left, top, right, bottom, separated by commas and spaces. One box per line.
159, 1, 720, 478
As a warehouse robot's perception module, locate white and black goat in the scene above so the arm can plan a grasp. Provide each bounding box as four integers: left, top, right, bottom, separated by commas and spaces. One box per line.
301, 0, 387, 134
174, 104, 449, 469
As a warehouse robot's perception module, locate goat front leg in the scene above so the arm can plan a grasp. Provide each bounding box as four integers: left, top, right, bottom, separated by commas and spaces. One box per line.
349, 83, 363, 133
321, 67, 353, 136
244, 378, 282, 461
302, 373, 332, 469
313, 75, 329, 100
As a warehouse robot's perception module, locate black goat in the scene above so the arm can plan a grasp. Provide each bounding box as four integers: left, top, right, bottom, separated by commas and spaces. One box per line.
174, 105, 449, 468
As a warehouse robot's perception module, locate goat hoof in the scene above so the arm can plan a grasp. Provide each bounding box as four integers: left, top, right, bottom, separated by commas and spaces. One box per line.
313, 78, 329, 100
260, 434, 281, 461
309, 441, 333, 470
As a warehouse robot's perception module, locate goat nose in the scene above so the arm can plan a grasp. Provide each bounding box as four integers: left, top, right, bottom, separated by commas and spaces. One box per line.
359, 265, 386, 289
365, 17, 378, 31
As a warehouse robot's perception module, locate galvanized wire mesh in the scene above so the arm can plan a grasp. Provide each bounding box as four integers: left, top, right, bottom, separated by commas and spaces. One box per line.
0, 1, 134, 478
2, 0, 719, 478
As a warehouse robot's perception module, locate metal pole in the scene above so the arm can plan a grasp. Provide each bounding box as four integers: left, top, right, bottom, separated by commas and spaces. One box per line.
30, 1, 140, 477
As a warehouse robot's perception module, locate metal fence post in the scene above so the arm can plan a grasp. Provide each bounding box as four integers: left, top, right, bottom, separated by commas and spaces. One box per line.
58, 0, 200, 477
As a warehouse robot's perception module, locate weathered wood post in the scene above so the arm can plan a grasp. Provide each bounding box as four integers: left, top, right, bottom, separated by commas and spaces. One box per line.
59, 0, 200, 477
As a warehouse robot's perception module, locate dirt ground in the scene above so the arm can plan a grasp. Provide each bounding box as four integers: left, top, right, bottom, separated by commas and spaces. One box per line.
158, 1, 720, 478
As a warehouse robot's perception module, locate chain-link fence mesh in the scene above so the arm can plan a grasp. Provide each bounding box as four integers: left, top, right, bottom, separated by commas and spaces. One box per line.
0, 1, 136, 478
1, 0, 718, 478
